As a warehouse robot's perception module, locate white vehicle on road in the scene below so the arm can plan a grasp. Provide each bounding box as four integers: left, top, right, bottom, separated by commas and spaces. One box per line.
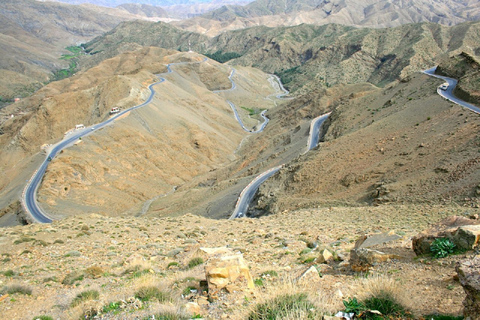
110, 107, 120, 114
439, 83, 448, 91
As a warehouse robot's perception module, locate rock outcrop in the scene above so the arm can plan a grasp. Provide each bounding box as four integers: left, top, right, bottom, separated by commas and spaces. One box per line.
456, 257, 480, 320
202, 247, 254, 298
412, 216, 480, 256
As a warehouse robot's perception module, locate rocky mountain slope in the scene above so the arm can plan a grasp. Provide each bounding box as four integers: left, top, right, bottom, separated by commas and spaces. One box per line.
0, 0, 155, 101
0, 47, 280, 221
83, 20, 480, 93
176, 0, 480, 35
436, 52, 480, 106
248, 70, 480, 216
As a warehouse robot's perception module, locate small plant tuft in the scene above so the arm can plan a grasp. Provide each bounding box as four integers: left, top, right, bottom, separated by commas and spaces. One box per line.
430, 238, 456, 258
32, 316, 53, 320
248, 293, 320, 319
2, 284, 32, 295
70, 290, 99, 307
187, 257, 204, 269
135, 286, 170, 302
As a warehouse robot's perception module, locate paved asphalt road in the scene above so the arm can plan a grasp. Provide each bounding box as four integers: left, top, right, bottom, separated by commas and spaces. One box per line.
22, 59, 207, 223
423, 67, 480, 114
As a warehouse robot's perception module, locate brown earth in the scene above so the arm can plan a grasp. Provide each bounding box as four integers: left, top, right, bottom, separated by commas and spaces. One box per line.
249, 72, 480, 216
0, 205, 477, 319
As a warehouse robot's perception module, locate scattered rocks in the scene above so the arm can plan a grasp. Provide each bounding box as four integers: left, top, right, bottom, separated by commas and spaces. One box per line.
456, 257, 480, 319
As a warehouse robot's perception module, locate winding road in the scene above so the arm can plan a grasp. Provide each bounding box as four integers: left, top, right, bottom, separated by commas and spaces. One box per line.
229, 73, 331, 219
229, 67, 480, 220
22, 57, 224, 223
423, 67, 480, 114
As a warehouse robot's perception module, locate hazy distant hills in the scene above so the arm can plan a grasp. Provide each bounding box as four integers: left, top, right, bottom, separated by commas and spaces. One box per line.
43, 0, 217, 6
175, 0, 480, 35
117, 3, 169, 17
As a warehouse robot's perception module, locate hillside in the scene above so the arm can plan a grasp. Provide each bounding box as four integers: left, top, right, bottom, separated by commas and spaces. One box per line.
247, 71, 480, 216
436, 52, 480, 106
0, 205, 475, 319
176, 0, 480, 35
0, 0, 152, 101
83, 20, 480, 93
0, 47, 282, 222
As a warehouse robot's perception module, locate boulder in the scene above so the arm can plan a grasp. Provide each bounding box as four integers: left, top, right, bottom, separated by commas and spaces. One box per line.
349, 232, 402, 271
350, 248, 399, 272
203, 248, 254, 298
456, 258, 480, 320
453, 225, 480, 251
297, 266, 322, 283
412, 216, 479, 256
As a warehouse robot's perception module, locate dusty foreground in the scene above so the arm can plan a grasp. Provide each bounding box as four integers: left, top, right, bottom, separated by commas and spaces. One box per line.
0, 204, 477, 319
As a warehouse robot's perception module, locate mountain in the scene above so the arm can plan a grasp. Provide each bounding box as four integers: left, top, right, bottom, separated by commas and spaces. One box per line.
0, 0, 151, 101
83, 20, 480, 93
117, 3, 169, 17
174, 0, 480, 36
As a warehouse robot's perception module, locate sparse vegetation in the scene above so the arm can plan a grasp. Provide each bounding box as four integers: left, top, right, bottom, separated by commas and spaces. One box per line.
135, 286, 170, 302
1, 284, 32, 295
32, 316, 53, 320
430, 238, 456, 258
205, 51, 242, 63
62, 271, 84, 285
3, 270, 15, 277
142, 313, 189, 320
70, 290, 99, 307
187, 257, 204, 269
102, 301, 121, 314
248, 293, 321, 319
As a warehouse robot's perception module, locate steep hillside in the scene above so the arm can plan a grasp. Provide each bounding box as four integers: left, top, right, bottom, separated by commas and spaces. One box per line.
84, 20, 480, 93
177, 0, 480, 35
0, 47, 281, 221
436, 52, 480, 106
248, 72, 480, 216
0, 0, 149, 100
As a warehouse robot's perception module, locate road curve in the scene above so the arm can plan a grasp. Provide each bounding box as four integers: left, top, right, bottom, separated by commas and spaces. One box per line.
22, 58, 205, 223
229, 166, 283, 219
423, 67, 480, 114
306, 113, 331, 152
214, 68, 270, 133
229, 73, 331, 219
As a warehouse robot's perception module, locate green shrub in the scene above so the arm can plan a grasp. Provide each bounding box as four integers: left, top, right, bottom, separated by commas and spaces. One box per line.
343, 297, 365, 314
363, 290, 411, 318
248, 293, 320, 319
254, 278, 264, 287
135, 286, 170, 302
187, 257, 204, 269
70, 290, 99, 307
3, 270, 15, 277
102, 301, 121, 314
430, 238, 456, 258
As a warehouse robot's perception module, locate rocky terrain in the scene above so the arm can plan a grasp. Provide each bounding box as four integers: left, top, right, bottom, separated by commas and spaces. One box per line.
0, 205, 478, 319
176, 0, 480, 36
0, 0, 164, 101
83, 20, 480, 94
436, 52, 480, 106
249, 70, 480, 215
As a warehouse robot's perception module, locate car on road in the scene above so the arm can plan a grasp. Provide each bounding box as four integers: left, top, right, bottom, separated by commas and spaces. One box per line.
439, 83, 448, 91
